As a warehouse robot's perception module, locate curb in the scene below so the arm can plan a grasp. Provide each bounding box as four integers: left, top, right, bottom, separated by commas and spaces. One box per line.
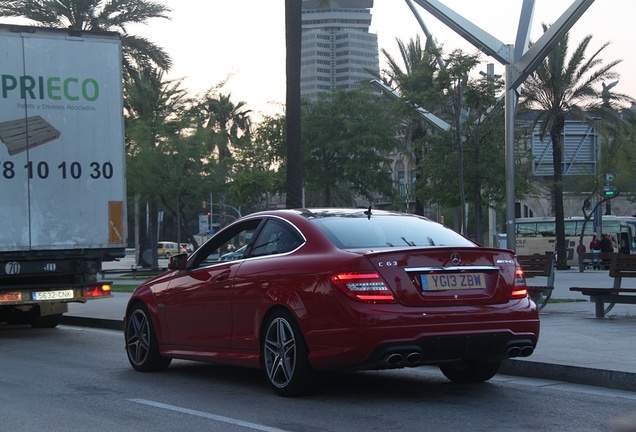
500, 359, 636, 392
60, 316, 636, 393
61, 316, 123, 331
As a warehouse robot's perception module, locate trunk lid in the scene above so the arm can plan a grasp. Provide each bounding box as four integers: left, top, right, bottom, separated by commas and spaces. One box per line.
365, 247, 518, 307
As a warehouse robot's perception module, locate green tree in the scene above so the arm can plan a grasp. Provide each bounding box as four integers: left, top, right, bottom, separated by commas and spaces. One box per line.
125, 68, 200, 267
380, 35, 446, 215
381, 38, 534, 240
595, 110, 636, 199
190, 88, 252, 225
302, 89, 398, 206
0, 0, 172, 80
442, 50, 481, 233
230, 114, 286, 210
192, 90, 252, 176
521, 26, 631, 269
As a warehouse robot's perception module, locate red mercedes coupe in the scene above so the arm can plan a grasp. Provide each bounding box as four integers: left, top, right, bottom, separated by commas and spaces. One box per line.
125, 208, 539, 396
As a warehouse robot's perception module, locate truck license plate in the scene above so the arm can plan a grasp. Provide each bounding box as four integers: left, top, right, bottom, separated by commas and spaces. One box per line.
32, 290, 74, 301
421, 273, 486, 291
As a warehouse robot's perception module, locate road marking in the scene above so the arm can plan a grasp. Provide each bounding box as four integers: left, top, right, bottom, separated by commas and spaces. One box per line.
129, 398, 290, 432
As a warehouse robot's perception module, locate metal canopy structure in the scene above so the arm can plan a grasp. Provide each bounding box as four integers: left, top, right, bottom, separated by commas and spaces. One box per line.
408, 0, 596, 251
370, 79, 450, 131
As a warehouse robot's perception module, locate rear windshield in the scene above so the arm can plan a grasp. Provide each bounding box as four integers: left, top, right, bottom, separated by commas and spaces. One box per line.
310, 215, 476, 249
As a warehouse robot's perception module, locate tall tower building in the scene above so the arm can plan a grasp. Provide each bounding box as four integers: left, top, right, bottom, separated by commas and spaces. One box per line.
301, 0, 379, 101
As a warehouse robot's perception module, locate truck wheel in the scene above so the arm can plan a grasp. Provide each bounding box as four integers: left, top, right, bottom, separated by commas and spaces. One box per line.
262, 310, 320, 396
439, 359, 501, 383
31, 312, 62, 328
125, 304, 171, 372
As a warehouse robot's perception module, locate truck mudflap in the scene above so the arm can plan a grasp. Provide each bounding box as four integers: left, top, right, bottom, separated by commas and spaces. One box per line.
0, 282, 113, 306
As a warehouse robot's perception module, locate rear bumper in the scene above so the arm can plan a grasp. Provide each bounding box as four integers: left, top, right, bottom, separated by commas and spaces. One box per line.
366, 331, 537, 370
305, 301, 539, 371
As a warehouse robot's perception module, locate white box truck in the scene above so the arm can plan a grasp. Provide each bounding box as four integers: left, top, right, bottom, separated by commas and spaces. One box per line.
0, 24, 126, 327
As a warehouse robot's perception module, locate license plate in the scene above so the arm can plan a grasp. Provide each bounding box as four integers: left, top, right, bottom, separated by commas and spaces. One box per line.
32, 290, 74, 301
421, 273, 486, 291
0, 292, 22, 302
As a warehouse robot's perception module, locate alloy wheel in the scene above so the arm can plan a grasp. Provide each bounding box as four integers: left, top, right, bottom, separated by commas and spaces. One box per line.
126, 308, 150, 367
263, 317, 297, 389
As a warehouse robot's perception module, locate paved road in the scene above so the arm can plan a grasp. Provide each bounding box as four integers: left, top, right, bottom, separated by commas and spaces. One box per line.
3, 324, 636, 432
64, 256, 636, 394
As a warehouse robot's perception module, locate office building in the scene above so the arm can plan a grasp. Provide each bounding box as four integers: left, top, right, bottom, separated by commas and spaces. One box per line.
301, 0, 379, 101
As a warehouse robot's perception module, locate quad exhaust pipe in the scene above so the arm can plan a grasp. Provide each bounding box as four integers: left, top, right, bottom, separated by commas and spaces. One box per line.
406, 352, 422, 365
383, 351, 423, 367
381, 342, 534, 368
386, 353, 403, 366
507, 345, 534, 358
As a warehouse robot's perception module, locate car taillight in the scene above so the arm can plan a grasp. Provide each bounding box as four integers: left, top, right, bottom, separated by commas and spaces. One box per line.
83, 284, 112, 298
512, 266, 528, 299
331, 272, 396, 303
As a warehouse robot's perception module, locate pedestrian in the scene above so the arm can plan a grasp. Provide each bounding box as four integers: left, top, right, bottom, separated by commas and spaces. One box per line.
590, 234, 600, 251
600, 234, 613, 270
590, 234, 601, 269
576, 243, 586, 272
600, 234, 613, 252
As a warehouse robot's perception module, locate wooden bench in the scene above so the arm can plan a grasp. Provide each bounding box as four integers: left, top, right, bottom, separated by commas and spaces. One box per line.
517, 254, 554, 311
570, 254, 636, 318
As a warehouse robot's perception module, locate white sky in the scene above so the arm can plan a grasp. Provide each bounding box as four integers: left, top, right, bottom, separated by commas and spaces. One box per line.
135, 0, 635, 118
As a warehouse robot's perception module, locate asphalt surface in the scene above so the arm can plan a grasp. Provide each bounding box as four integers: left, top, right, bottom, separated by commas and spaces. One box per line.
63, 256, 636, 392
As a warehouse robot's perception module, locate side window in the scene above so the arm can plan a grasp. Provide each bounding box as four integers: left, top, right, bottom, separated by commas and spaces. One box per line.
250, 220, 303, 257
193, 218, 262, 268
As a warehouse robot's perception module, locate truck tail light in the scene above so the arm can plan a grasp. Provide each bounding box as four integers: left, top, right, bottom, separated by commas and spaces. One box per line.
331, 272, 396, 303
83, 284, 112, 298
512, 266, 528, 299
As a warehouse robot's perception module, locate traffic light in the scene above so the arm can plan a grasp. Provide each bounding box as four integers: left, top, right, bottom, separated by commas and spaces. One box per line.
602, 186, 617, 198
440, 215, 445, 225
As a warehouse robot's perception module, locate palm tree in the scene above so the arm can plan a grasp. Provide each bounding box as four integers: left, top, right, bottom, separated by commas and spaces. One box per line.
124, 67, 191, 268
521, 25, 632, 269
194, 91, 252, 170
381, 35, 438, 90
380, 35, 446, 216
191, 89, 251, 226
0, 0, 172, 81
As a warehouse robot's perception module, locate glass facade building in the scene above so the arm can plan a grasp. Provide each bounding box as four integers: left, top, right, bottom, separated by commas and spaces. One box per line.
301, 0, 379, 101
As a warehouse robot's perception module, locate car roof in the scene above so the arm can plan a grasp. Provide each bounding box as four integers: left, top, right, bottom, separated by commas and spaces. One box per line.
249, 208, 430, 220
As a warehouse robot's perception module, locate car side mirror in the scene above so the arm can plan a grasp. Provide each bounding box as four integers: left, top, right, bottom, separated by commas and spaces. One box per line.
168, 253, 188, 271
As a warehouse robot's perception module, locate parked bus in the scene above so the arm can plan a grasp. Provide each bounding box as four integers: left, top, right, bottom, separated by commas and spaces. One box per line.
515, 215, 636, 267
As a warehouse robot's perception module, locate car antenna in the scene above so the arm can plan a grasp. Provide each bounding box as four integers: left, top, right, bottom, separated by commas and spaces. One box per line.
364, 205, 372, 220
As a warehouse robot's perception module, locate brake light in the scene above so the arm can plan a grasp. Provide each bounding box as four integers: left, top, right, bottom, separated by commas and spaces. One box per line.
83, 284, 112, 298
331, 272, 396, 303
512, 266, 528, 299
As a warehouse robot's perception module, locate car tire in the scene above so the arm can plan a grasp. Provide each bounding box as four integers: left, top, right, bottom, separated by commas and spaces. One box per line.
164, 252, 170, 258
439, 359, 501, 383
262, 310, 320, 397
125, 303, 171, 372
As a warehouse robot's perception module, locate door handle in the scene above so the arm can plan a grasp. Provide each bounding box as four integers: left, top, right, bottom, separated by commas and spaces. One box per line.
216, 270, 231, 282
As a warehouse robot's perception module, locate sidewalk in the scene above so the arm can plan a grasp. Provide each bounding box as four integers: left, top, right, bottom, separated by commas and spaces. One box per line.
63, 258, 636, 392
